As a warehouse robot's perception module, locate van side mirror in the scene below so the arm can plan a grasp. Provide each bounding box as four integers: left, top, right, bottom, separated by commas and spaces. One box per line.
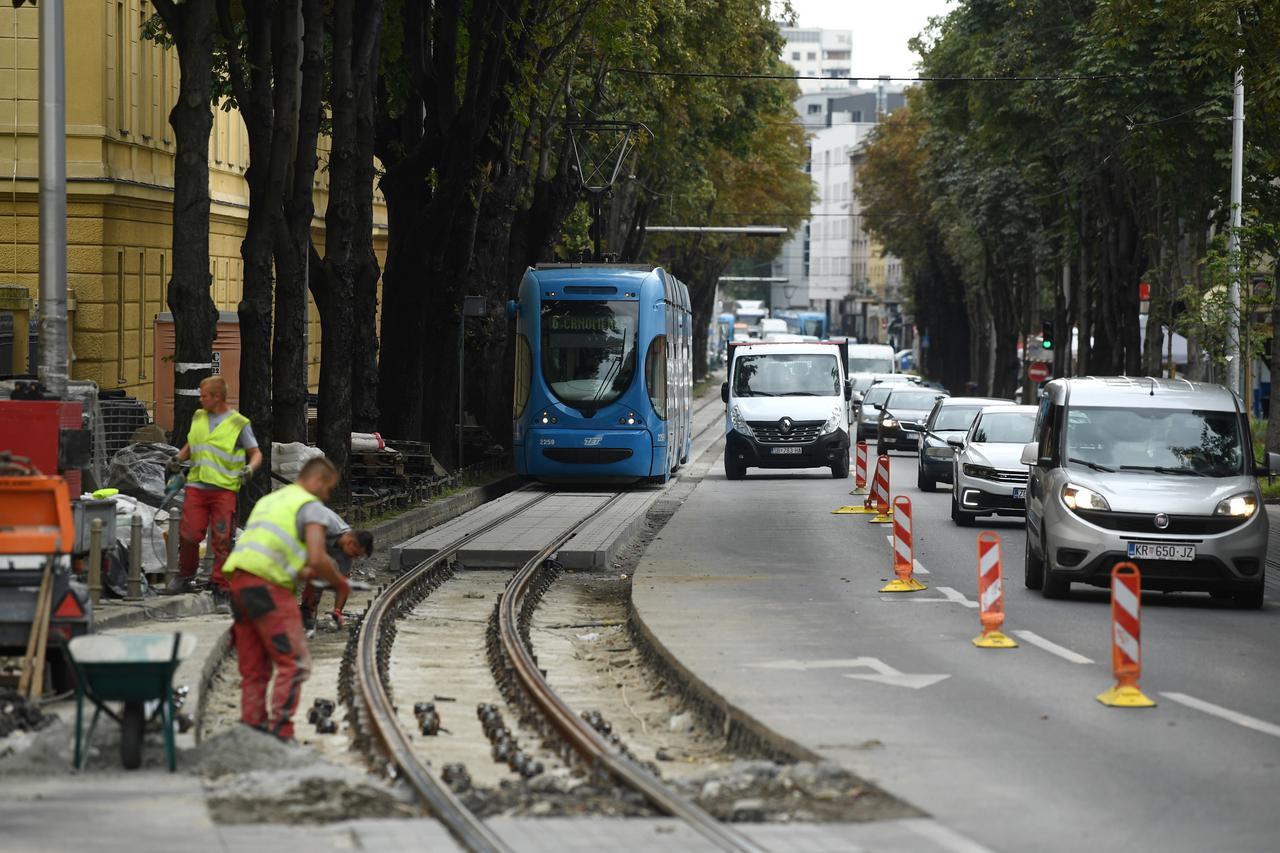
844, 379, 853, 401
1263, 452, 1280, 476
1020, 442, 1039, 466
721, 382, 729, 404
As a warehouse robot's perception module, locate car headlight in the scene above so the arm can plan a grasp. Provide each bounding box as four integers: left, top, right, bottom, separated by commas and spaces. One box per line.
1214, 492, 1258, 518
1062, 483, 1110, 512
963, 464, 997, 479
730, 405, 754, 437
820, 406, 844, 436
881, 417, 897, 429
925, 443, 953, 459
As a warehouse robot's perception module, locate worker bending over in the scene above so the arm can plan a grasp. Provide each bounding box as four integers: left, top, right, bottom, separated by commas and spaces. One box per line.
221, 456, 349, 741
165, 375, 262, 596
301, 507, 373, 631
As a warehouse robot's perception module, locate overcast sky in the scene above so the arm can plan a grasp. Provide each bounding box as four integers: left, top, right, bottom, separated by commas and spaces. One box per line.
781, 0, 956, 79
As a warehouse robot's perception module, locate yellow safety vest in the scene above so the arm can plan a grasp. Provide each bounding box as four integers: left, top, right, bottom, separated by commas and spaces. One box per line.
187, 409, 249, 491
222, 484, 317, 592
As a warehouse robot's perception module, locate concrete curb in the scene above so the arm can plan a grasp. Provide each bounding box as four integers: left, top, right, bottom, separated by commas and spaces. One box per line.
194, 625, 233, 745
93, 590, 217, 631
368, 473, 524, 562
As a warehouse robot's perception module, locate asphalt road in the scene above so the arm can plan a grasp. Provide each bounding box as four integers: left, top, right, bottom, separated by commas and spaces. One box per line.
634, 437, 1280, 853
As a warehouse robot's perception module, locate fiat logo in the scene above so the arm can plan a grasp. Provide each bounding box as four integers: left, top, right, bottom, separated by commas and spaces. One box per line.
779, 417, 794, 434
1154, 513, 1169, 529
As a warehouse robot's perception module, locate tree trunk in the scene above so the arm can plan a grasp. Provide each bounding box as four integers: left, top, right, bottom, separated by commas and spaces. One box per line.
154, 0, 218, 446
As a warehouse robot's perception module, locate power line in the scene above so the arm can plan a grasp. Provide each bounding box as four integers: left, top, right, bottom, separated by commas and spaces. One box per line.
610, 68, 1133, 83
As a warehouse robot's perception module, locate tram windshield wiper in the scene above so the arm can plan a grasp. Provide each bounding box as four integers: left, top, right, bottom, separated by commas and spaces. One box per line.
1068, 457, 1116, 472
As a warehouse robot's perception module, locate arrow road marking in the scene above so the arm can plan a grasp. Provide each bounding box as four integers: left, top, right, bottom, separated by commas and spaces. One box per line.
1161, 692, 1280, 739
751, 657, 950, 689
1012, 630, 1093, 664
878, 586, 978, 608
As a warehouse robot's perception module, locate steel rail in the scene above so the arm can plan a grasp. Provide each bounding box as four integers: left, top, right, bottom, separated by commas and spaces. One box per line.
497, 496, 768, 853
353, 490, 555, 853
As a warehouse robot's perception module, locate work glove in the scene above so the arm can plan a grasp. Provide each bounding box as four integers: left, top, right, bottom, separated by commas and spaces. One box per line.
165, 456, 182, 475
239, 466, 255, 483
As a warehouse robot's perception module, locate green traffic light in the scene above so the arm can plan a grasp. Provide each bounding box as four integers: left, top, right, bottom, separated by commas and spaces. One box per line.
1042, 339, 1052, 350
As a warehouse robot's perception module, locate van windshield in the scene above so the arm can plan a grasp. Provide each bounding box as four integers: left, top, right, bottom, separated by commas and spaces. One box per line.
849, 357, 893, 374
733, 353, 841, 397
540, 300, 638, 412
1065, 407, 1243, 476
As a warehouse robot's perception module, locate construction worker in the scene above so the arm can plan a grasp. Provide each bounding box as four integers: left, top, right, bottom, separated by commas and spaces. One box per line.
300, 507, 373, 631
222, 455, 349, 741
164, 375, 262, 596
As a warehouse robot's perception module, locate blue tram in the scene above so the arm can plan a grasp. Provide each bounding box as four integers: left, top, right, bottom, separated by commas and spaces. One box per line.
510, 264, 694, 483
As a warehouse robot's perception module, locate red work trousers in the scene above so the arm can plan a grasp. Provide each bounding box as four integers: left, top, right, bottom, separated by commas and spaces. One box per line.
179, 486, 237, 590
228, 571, 310, 740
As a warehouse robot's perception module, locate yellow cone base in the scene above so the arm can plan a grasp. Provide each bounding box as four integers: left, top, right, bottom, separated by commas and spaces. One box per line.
832, 505, 875, 514
1096, 684, 1157, 708
868, 513, 894, 524
880, 577, 928, 593
971, 630, 1018, 649
850, 486, 869, 496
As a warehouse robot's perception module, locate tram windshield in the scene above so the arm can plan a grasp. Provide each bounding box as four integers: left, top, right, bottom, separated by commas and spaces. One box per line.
541, 300, 639, 413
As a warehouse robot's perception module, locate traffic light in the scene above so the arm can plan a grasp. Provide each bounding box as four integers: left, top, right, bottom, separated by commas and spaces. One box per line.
1041, 320, 1054, 350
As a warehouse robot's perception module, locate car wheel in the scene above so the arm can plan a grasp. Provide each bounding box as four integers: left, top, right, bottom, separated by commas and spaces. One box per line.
950, 494, 973, 527
1024, 532, 1044, 590
1041, 552, 1070, 599
724, 458, 746, 480
917, 468, 935, 492
831, 453, 850, 479
1232, 584, 1264, 610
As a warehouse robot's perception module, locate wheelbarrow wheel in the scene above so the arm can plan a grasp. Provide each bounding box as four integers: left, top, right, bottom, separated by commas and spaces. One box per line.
121, 701, 145, 769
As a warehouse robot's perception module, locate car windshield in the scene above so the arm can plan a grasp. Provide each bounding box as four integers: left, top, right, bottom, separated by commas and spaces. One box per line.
849, 357, 893, 374
733, 353, 841, 397
972, 411, 1036, 444
1065, 406, 1244, 476
540, 300, 638, 412
886, 391, 939, 411
862, 386, 893, 409
933, 405, 982, 431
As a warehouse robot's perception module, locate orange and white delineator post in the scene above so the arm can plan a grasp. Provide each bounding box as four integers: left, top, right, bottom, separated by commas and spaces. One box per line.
881, 496, 927, 592
1097, 562, 1156, 707
850, 441, 870, 496
867, 454, 894, 524
972, 532, 1017, 648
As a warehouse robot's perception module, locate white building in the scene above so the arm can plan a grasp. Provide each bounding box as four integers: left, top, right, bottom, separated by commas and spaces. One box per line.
780, 27, 854, 94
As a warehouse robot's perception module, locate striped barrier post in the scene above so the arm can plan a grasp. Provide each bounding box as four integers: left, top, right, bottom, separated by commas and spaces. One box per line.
972, 532, 1017, 648
1097, 562, 1156, 707
881, 496, 927, 592
850, 441, 869, 496
867, 455, 894, 524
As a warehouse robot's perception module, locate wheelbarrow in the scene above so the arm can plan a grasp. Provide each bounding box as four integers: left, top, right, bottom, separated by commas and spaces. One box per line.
66, 632, 197, 771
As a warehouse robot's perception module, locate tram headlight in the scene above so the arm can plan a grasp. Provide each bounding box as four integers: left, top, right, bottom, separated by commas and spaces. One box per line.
730, 405, 754, 438
619, 411, 639, 426
819, 406, 844, 436
539, 411, 557, 425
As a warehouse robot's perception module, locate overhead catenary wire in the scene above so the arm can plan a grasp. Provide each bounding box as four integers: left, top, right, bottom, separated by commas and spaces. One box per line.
610, 68, 1138, 83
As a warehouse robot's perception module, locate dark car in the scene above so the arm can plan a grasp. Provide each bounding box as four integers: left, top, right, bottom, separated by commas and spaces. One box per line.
909, 396, 1013, 491
877, 388, 948, 453
856, 384, 895, 442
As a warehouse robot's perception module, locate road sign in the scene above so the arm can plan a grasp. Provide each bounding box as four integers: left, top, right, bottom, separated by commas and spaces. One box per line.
1028, 362, 1051, 382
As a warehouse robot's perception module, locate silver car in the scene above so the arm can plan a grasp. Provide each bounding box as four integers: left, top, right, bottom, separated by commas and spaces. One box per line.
949, 405, 1038, 525
1023, 377, 1276, 608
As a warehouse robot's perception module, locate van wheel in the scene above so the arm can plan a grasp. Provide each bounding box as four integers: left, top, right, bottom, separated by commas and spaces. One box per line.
917, 469, 935, 492
1041, 565, 1070, 599
1024, 535, 1044, 590
831, 454, 850, 479
724, 458, 746, 480
1232, 584, 1264, 610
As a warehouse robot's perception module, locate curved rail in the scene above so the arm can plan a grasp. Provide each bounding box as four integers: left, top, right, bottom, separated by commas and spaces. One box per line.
352, 492, 556, 853
496, 496, 767, 853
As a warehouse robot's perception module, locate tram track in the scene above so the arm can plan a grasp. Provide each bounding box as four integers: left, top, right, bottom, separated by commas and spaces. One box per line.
342, 481, 762, 853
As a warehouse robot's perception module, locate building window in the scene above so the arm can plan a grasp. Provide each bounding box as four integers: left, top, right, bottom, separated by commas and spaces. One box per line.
807, 103, 822, 115
807, 52, 817, 60
792, 52, 801, 61
116, 2, 128, 135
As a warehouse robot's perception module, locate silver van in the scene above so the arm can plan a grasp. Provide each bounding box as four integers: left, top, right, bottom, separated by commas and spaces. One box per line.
1022, 377, 1277, 608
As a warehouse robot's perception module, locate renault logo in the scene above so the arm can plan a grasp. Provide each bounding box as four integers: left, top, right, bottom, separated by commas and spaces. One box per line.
779, 417, 794, 435
1154, 513, 1169, 529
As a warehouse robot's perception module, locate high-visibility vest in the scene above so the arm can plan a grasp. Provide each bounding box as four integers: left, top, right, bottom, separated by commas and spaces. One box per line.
222, 484, 317, 592
187, 409, 249, 490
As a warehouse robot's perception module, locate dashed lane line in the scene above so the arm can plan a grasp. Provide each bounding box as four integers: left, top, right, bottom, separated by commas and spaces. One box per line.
1011, 630, 1094, 664
1161, 692, 1280, 739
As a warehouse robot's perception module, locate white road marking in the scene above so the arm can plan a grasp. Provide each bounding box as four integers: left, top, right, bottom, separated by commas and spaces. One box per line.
750, 658, 882, 672
877, 586, 978, 607
900, 818, 1001, 853
938, 586, 979, 608
882, 535, 930, 573
751, 658, 950, 689
1012, 630, 1094, 664
1161, 692, 1280, 739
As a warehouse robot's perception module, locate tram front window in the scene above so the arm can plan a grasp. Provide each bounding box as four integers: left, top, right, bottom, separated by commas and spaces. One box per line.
541, 300, 639, 414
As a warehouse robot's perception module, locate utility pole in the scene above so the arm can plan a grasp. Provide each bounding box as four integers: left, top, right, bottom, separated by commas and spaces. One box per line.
37, 0, 68, 398
1226, 65, 1244, 396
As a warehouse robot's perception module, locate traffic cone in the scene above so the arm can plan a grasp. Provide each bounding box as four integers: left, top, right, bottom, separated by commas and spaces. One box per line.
867, 455, 894, 524
881, 496, 927, 592
1097, 562, 1156, 707
972, 532, 1017, 648
849, 441, 870, 496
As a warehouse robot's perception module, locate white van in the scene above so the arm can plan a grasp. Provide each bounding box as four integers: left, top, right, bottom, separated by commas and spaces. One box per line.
721, 342, 852, 480
847, 343, 896, 376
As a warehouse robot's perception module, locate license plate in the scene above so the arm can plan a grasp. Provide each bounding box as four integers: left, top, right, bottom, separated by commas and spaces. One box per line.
770, 446, 803, 455
1012, 487, 1026, 499
1127, 542, 1195, 561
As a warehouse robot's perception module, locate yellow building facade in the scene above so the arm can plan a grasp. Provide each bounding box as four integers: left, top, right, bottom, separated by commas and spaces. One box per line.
0, 1, 385, 411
